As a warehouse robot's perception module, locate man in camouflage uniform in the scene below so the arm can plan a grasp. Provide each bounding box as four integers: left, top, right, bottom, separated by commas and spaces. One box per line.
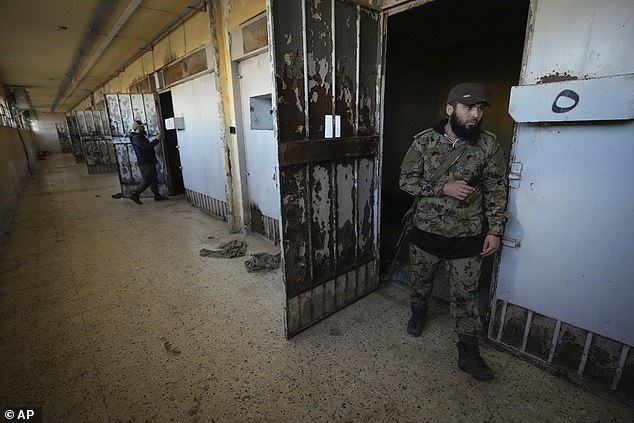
399, 83, 507, 381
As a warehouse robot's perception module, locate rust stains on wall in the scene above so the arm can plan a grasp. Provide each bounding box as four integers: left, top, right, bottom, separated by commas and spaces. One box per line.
537, 71, 581, 84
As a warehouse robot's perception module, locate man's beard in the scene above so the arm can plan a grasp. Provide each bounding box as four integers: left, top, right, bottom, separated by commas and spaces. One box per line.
449, 112, 482, 141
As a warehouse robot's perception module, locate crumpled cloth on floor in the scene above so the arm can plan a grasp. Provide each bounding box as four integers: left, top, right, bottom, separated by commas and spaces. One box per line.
200, 240, 247, 258
244, 252, 281, 272
379, 264, 417, 285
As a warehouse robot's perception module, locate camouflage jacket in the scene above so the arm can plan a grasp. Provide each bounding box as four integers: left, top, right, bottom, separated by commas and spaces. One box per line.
399, 120, 508, 238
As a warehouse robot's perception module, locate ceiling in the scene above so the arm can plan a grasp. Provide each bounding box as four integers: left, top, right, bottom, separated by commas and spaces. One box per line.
0, 0, 200, 115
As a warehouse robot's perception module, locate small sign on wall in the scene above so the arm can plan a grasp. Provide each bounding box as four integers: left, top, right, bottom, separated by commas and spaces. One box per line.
165, 117, 185, 130
325, 115, 341, 138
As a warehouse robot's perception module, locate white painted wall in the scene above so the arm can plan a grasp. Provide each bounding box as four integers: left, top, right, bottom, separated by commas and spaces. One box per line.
33, 112, 66, 152
521, 0, 634, 84
170, 73, 226, 201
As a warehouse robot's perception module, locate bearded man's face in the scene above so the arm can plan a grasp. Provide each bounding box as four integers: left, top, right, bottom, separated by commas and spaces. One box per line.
449, 103, 485, 141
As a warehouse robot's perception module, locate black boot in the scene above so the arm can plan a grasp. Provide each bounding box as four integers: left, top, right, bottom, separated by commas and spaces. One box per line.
129, 193, 142, 204
406, 303, 428, 337
457, 335, 495, 381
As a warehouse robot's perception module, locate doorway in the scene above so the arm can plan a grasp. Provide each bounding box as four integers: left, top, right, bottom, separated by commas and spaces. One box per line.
380, 0, 530, 320
158, 91, 184, 196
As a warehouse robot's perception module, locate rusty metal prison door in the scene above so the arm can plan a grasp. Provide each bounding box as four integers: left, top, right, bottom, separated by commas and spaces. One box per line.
269, 0, 383, 338
105, 93, 168, 198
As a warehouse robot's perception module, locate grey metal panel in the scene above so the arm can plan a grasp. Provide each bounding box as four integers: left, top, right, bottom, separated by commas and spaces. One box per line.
75, 111, 88, 136
169, 73, 226, 200
509, 75, 634, 122
84, 111, 96, 133
100, 110, 110, 135
106, 94, 123, 136
497, 122, 634, 345
66, 116, 84, 162
143, 94, 160, 135
92, 111, 104, 134
119, 95, 134, 134
114, 141, 133, 184
131, 94, 146, 127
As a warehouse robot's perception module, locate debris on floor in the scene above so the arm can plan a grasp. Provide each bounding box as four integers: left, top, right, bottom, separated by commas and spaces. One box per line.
244, 252, 281, 272
380, 263, 416, 286
199, 240, 247, 258
161, 337, 181, 356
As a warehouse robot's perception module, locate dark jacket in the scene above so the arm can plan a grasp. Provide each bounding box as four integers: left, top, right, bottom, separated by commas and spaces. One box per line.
130, 132, 159, 165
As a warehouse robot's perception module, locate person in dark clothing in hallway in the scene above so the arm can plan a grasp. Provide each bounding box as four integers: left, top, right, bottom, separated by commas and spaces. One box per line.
129, 120, 168, 204
398, 83, 508, 381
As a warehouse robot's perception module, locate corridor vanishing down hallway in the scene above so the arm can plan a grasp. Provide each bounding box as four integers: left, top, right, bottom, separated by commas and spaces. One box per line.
1, 154, 632, 422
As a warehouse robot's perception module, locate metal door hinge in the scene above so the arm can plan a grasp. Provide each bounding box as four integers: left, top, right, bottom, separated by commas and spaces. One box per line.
508, 162, 523, 189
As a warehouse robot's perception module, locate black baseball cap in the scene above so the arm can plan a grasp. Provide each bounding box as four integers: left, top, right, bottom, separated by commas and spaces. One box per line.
133, 120, 146, 130
447, 82, 490, 106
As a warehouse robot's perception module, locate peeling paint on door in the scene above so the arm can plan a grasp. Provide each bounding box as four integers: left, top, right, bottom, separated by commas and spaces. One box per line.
271, 0, 383, 337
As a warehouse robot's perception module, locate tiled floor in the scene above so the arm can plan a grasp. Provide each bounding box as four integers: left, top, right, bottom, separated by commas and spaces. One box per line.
1, 153, 632, 422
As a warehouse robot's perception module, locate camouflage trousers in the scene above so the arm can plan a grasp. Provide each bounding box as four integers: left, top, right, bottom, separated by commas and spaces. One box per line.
408, 243, 482, 336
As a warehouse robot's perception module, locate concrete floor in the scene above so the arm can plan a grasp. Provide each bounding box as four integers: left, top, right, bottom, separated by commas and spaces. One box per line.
1, 153, 633, 423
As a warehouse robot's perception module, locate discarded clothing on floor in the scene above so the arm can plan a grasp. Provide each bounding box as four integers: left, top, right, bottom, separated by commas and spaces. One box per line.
244, 252, 281, 272
199, 240, 247, 258
380, 263, 417, 286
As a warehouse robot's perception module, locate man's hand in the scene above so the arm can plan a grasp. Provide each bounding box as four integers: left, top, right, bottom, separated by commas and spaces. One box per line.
481, 235, 500, 257
442, 180, 475, 200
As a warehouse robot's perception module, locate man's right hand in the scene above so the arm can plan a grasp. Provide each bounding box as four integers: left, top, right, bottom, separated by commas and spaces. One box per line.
442, 180, 475, 200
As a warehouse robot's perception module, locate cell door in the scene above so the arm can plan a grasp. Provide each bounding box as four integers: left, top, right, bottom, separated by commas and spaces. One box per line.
496, 77, 634, 347
269, 0, 384, 338
238, 52, 280, 241
105, 93, 168, 197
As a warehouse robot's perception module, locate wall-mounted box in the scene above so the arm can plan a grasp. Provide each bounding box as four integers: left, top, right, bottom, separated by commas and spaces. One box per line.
249, 94, 273, 130
165, 117, 185, 130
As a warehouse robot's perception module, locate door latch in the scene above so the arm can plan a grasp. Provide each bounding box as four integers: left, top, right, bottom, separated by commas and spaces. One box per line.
501, 236, 521, 248
508, 162, 523, 189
